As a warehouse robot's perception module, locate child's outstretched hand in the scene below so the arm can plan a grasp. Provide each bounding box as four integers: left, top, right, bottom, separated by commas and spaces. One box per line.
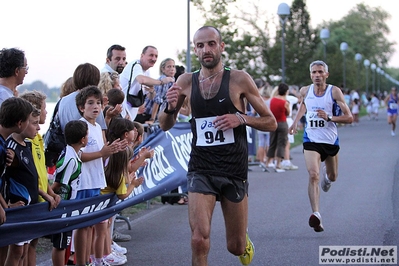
127, 171, 144, 187
139, 146, 155, 159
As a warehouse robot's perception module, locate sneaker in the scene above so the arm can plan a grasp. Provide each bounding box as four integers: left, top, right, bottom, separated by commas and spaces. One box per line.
320, 166, 331, 192
103, 251, 127, 265
112, 230, 131, 242
309, 212, 324, 232
111, 241, 127, 255
391, 130, 395, 136
282, 162, 299, 170
275, 167, 285, 173
267, 162, 275, 168
238, 233, 255, 265
92, 259, 111, 266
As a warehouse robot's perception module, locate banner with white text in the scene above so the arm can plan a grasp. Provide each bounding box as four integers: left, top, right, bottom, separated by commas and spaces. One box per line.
0, 122, 192, 246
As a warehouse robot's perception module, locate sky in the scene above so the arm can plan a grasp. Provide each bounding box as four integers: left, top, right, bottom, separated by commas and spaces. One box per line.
2, 0, 398, 88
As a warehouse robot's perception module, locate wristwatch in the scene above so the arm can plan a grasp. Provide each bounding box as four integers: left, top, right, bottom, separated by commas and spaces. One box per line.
327, 115, 332, 122
163, 102, 176, 115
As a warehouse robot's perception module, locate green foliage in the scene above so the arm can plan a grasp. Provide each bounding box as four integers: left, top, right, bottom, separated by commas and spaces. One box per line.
18, 81, 60, 102
178, 0, 398, 92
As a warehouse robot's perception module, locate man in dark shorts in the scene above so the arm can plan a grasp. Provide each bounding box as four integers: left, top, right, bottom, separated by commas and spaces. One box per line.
289, 60, 353, 232
159, 26, 277, 265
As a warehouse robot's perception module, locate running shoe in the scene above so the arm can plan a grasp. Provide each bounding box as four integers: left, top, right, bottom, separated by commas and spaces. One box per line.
320, 166, 331, 192
111, 241, 127, 255
238, 233, 255, 265
103, 251, 127, 265
309, 212, 324, 232
112, 230, 131, 242
282, 162, 299, 170
391, 130, 395, 136
275, 167, 285, 173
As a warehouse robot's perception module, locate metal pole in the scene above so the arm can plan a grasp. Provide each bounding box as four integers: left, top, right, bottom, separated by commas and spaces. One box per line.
281, 21, 286, 83
186, 0, 191, 72
357, 63, 360, 89
366, 69, 369, 95
372, 71, 375, 93
323, 44, 326, 62
343, 54, 346, 89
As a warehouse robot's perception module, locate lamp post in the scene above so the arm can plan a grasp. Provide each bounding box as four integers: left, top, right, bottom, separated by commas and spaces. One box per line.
355, 53, 362, 89
364, 59, 370, 95
277, 2, 290, 83
376, 67, 381, 92
320, 28, 330, 62
340, 42, 348, 89
186, 0, 191, 72
371, 63, 376, 93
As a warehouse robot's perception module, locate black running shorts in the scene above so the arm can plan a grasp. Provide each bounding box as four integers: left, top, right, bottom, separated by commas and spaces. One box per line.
303, 142, 340, 162
187, 172, 248, 203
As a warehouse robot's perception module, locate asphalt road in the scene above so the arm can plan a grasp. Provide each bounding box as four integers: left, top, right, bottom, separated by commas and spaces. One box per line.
38, 110, 399, 266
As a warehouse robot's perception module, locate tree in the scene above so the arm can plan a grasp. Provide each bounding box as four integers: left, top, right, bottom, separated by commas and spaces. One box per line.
270, 0, 318, 86
323, 3, 395, 92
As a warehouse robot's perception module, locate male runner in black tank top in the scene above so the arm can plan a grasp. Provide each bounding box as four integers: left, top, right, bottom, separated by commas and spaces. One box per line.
159, 26, 277, 266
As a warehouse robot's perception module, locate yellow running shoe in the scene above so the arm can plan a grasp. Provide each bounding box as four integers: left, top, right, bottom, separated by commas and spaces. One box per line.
238, 233, 255, 265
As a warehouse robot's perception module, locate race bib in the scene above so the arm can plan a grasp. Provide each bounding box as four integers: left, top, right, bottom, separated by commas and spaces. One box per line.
389, 103, 398, 110
306, 111, 328, 128
195, 116, 234, 146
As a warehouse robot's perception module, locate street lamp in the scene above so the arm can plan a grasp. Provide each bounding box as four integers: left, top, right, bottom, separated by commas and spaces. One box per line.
355, 53, 362, 89
340, 42, 348, 89
364, 59, 370, 95
277, 2, 290, 83
376, 67, 381, 91
320, 28, 330, 62
371, 63, 376, 93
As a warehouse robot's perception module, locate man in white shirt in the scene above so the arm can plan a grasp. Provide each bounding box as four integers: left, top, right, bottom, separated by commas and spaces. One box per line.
101, 44, 127, 74
119, 46, 174, 121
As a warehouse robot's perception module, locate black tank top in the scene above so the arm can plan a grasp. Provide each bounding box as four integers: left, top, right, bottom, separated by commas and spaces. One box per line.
188, 67, 248, 180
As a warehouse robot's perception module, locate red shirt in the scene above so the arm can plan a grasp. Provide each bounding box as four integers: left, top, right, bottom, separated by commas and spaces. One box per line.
270, 97, 287, 122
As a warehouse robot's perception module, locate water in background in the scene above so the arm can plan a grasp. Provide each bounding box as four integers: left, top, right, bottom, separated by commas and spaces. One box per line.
40, 101, 57, 136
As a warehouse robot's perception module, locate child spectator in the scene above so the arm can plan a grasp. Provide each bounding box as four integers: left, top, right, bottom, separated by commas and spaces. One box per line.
20, 91, 62, 266
50, 120, 88, 266
103, 88, 125, 120
3, 104, 40, 266
0, 98, 33, 265
0, 98, 33, 222
74, 86, 125, 266
100, 147, 143, 265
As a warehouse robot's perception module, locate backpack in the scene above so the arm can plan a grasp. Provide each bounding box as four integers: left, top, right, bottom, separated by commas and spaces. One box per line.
43, 99, 66, 167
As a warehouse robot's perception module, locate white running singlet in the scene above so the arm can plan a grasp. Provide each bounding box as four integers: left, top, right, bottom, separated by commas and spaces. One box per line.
303, 84, 338, 145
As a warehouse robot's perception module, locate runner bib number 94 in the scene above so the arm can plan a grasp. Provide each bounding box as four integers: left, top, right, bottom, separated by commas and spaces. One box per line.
195, 116, 235, 147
